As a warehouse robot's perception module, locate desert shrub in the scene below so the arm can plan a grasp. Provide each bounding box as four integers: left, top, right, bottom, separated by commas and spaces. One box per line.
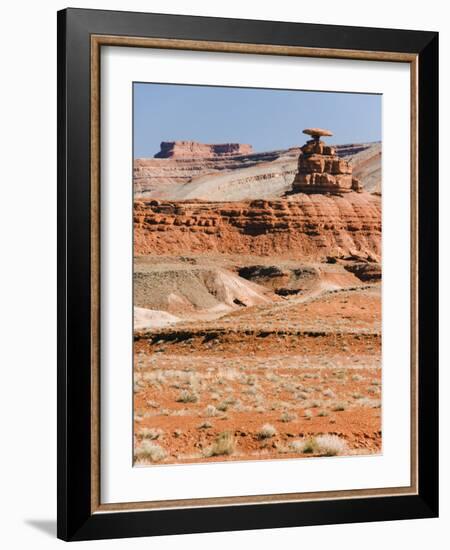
289, 437, 316, 454
257, 423, 277, 439
176, 390, 198, 403
358, 397, 381, 409
304, 409, 313, 419
138, 427, 163, 440
331, 402, 347, 412
322, 389, 336, 398
134, 441, 166, 463
314, 434, 348, 456
204, 404, 219, 417
289, 435, 347, 456
351, 393, 364, 399
197, 421, 212, 429
223, 395, 238, 405
204, 432, 235, 457
289, 440, 307, 453
317, 410, 329, 417
280, 411, 297, 423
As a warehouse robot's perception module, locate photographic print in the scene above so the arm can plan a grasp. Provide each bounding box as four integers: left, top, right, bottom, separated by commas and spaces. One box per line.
58, 10, 439, 539
132, 83, 382, 466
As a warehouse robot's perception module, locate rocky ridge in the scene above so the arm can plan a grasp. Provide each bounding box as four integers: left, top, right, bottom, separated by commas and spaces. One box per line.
134, 193, 381, 260
134, 142, 380, 200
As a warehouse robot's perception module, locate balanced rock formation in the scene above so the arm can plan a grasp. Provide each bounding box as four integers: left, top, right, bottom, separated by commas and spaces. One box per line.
154, 141, 254, 159
292, 128, 362, 194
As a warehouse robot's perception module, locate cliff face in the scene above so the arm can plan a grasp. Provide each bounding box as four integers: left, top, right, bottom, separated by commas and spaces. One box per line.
134, 193, 381, 260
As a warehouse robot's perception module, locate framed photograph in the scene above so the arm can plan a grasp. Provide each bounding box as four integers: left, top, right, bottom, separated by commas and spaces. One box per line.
57, 8, 438, 541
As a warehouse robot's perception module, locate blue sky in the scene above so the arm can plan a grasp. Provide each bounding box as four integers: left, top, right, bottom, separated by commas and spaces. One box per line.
133, 82, 381, 158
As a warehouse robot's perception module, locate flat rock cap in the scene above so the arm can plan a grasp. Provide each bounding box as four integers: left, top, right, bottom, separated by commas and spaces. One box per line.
303, 128, 333, 138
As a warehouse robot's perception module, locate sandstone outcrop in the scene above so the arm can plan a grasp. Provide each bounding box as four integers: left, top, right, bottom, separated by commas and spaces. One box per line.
291, 128, 362, 194
134, 193, 381, 260
154, 141, 254, 159
344, 262, 382, 282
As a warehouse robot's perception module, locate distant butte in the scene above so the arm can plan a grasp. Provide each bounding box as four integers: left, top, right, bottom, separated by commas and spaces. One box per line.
154, 140, 254, 159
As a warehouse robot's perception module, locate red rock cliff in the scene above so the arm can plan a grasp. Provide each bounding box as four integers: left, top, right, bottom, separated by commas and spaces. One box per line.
134, 194, 381, 260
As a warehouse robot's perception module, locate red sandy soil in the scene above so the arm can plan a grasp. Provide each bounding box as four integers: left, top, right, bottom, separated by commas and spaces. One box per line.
133, 284, 381, 465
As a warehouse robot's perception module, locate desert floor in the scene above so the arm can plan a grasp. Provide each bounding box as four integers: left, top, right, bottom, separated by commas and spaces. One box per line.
133, 254, 381, 465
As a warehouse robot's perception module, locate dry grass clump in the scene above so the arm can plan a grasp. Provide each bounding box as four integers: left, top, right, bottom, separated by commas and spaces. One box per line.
289, 437, 316, 454
203, 404, 219, 417
358, 397, 381, 408
257, 423, 277, 439
289, 435, 347, 457
331, 401, 347, 412
351, 392, 364, 399
197, 421, 212, 429
138, 427, 163, 440
304, 409, 313, 419
134, 441, 167, 463
176, 390, 198, 403
322, 389, 336, 398
204, 432, 235, 457
314, 434, 348, 456
280, 411, 297, 423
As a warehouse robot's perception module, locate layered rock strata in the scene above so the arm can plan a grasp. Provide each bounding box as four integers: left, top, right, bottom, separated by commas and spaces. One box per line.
133, 148, 297, 196
134, 194, 381, 260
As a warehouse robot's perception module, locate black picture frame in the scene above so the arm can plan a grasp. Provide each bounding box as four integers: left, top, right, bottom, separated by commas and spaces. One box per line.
57, 7, 438, 541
